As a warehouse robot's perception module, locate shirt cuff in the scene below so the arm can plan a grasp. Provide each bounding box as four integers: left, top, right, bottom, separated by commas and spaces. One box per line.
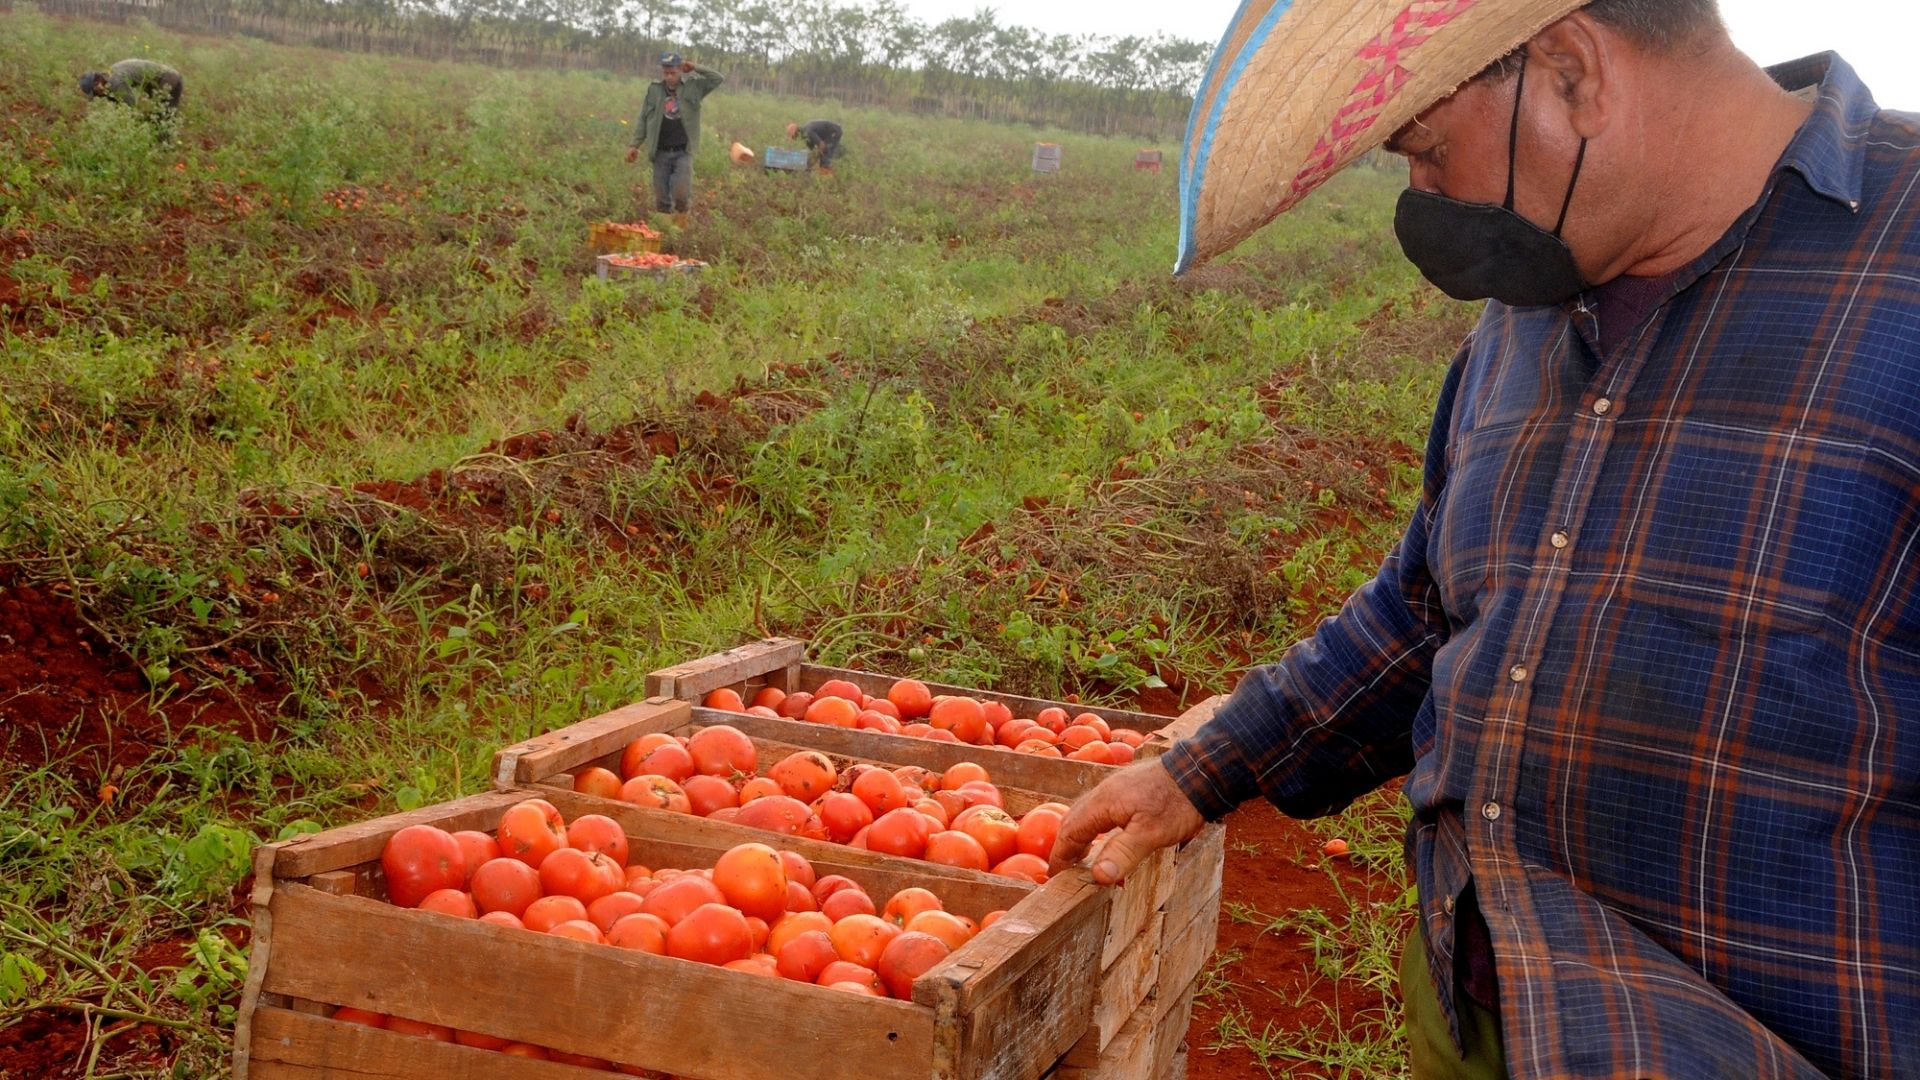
1159, 703, 1262, 822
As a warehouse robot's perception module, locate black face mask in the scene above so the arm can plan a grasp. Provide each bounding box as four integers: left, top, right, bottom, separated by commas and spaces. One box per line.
1393, 56, 1589, 307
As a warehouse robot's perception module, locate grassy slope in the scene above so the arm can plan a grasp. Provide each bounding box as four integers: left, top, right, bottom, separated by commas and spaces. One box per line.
0, 9, 1474, 1075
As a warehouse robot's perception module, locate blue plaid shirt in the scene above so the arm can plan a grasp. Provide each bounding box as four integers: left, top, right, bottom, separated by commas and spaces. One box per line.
1165, 54, 1919, 1080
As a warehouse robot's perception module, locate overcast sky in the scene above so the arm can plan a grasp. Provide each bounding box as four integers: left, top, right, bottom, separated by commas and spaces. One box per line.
896, 0, 1920, 108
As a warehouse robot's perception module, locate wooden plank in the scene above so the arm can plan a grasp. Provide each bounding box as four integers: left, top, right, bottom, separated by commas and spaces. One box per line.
269, 790, 531, 880
262, 885, 937, 1080
1152, 973, 1200, 1057
1137, 696, 1223, 760
698, 708, 1115, 799
232, 844, 281, 1080
248, 1006, 635, 1078
1088, 914, 1162, 1052
799, 664, 1162, 735
1155, 885, 1222, 1007
646, 638, 806, 700
1052, 998, 1156, 1080
492, 698, 689, 788
1101, 846, 1171, 970
1163, 825, 1226, 929
916, 873, 1108, 1080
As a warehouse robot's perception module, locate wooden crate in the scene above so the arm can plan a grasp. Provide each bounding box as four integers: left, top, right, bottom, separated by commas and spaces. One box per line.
595, 253, 704, 282
233, 788, 1114, 1080
589, 222, 663, 255
493, 690, 1230, 1080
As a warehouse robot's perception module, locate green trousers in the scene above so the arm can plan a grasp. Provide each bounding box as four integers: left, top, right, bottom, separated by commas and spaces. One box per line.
1401, 930, 1510, 1080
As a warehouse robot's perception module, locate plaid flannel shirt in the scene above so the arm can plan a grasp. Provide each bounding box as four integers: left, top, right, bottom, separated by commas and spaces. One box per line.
1163, 53, 1919, 1080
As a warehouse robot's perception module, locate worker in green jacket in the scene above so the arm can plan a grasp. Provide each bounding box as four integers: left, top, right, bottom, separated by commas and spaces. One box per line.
625, 53, 723, 224
77, 58, 183, 128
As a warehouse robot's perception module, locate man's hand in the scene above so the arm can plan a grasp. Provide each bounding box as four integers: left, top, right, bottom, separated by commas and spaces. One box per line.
626, 147, 639, 163
1050, 761, 1206, 886
681, 61, 696, 73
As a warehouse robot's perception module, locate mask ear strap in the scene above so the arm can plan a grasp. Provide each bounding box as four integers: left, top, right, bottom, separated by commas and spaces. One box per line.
1503, 53, 1527, 212
1553, 139, 1588, 237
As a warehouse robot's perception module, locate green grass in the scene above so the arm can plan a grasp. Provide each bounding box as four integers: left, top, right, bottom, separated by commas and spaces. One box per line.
0, 8, 1470, 1075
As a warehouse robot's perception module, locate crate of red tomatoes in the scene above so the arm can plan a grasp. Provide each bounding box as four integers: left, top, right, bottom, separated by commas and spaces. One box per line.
491, 638, 1228, 1080
232, 786, 1110, 1080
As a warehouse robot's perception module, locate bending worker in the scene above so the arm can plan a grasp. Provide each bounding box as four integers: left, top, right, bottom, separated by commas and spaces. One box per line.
626, 52, 723, 223
77, 58, 182, 118
786, 120, 843, 172
1054, 2, 1918, 1078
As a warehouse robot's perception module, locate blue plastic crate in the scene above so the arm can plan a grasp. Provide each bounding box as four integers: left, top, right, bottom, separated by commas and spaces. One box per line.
763, 147, 810, 172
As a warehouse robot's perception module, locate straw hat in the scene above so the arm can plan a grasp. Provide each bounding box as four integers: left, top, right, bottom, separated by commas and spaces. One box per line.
1176, 0, 1587, 273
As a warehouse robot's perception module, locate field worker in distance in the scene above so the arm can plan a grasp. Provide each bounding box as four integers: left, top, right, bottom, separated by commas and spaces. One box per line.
786, 119, 844, 173
77, 58, 183, 122
626, 52, 724, 224
1054, 2, 1919, 1079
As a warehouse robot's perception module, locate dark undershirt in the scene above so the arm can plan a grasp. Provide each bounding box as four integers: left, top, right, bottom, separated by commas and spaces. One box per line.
1454, 267, 1682, 1014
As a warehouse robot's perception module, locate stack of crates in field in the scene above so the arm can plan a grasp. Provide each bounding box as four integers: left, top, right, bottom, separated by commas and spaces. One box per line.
231, 637, 1225, 1080
1134, 149, 1163, 174
589, 220, 663, 256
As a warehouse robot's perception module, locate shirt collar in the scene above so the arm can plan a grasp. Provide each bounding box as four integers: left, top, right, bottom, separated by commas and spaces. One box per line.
1766, 52, 1878, 212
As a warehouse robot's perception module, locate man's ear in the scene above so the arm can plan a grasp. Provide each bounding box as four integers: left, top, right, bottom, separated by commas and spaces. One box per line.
1528, 12, 1612, 140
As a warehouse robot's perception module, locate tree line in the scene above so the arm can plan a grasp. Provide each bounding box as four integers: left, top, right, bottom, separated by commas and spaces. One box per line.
34, 0, 1211, 139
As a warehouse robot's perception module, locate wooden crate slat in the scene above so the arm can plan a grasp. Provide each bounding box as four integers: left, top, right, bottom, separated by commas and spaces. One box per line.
1051, 996, 1157, 1080
248, 1006, 621, 1079
493, 698, 689, 787
1165, 824, 1226, 924
918, 875, 1109, 1080
1087, 913, 1162, 1053
1155, 885, 1223, 1010
1136, 696, 1222, 760
262, 885, 937, 1080
1150, 973, 1201, 1064
268, 790, 530, 879
1101, 846, 1171, 970
646, 638, 806, 700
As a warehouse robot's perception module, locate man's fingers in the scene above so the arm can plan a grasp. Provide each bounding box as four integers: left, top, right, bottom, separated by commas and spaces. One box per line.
1049, 794, 1115, 875
1087, 824, 1154, 887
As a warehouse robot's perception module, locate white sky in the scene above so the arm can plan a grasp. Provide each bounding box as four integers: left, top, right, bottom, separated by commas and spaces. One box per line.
896, 0, 1920, 108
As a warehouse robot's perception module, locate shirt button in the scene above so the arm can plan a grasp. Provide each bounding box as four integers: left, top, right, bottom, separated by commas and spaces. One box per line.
1508, 664, 1528, 683
1482, 801, 1502, 821
1592, 398, 1613, 416
1550, 530, 1569, 549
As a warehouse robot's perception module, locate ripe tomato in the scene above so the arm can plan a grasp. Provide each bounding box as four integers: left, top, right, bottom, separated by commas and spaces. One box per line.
548, 919, 606, 944
913, 798, 951, 830
980, 909, 1006, 931
1106, 742, 1137, 766
819, 791, 874, 842
803, 696, 860, 727
608, 911, 670, 953
712, 843, 789, 921
733, 794, 813, 836
725, 955, 781, 978
1015, 739, 1064, 757
450, 830, 501, 885
816, 678, 865, 702
995, 719, 1038, 749
887, 679, 933, 719
829, 913, 900, 969
817, 961, 883, 994
811, 875, 862, 905
683, 774, 739, 817
702, 687, 747, 712
619, 774, 691, 814
821, 887, 877, 922
619, 732, 680, 779
1074, 714, 1113, 740
863, 698, 902, 720
417, 889, 477, 918
550, 1050, 614, 1068
768, 910, 833, 955
587, 891, 649, 933
386, 1016, 454, 1040
495, 800, 567, 870
981, 701, 1013, 734
500, 1043, 550, 1058
381, 825, 467, 907
867, 807, 932, 858
640, 873, 726, 925
1033, 706, 1069, 733
894, 765, 939, 794
901, 723, 935, 738
953, 780, 1005, 811
768, 751, 837, 801
1068, 740, 1112, 763
776, 929, 838, 982
478, 910, 525, 930
852, 769, 911, 816
539, 847, 624, 905
624, 864, 654, 890
688, 724, 757, 776
881, 887, 944, 927
931, 789, 968, 821
775, 691, 815, 719
940, 762, 991, 791
958, 807, 1020, 866
779, 850, 816, 891
927, 697, 987, 743
991, 853, 1050, 883
1016, 807, 1064, 859
750, 685, 787, 710
636, 742, 696, 783
453, 1028, 509, 1050
878, 931, 952, 999
746, 916, 770, 953
668, 902, 753, 966
905, 909, 975, 951
572, 766, 624, 800
923, 829, 990, 872
522, 895, 589, 933
332, 1007, 387, 1027
856, 710, 903, 734
565, 814, 630, 868
737, 776, 785, 803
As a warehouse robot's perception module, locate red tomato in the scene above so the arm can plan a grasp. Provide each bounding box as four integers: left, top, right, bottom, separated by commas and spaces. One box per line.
386, 1016, 453, 1040
992, 853, 1051, 883
981, 701, 1013, 734
954, 780, 1005, 811
539, 847, 623, 905
816, 678, 865, 702
829, 913, 900, 969
572, 766, 623, 800
478, 910, 524, 930
996, 719, 1039, 748
810, 875, 862, 905
381, 825, 467, 908
868, 808, 932, 858
550, 1049, 614, 1068
1033, 706, 1069, 733
453, 1028, 508, 1050
1016, 807, 1064, 859
778, 849, 815, 890
767, 910, 833, 955
958, 806, 1020, 866
776, 929, 839, 982
821, 887, 877, 922
1068, 740, 1112, 763
522, 895, 589, 933
750, 686, 787, 710
586, 891, 649, 933
416, 889, 477, 918
819, 791, 874, 842
887, 679, 933, 719
924, 829, 990, 872
733, 794, 813, 836
548, 919, 606, 944
804, 696, 860, 727
852, 769, 911, 816
816, 961, 883, 994
905, 909, 974, 951
607, 911, 670, 953
495, 800, 567, 870
913, 798, 951, 831
668, 902, 753, 965
702, 687, 747, 712
712, 843, 789, 921
637, 742, 696, 783
619, 774, 691, 814
725, 955, 781, 978
565, 814, 629, 868
856, 710, 903, 734
688, 724, 757, 776
683, 774, 740, 817
449, 830, 500, 885
775, 691, 815, 719
333, 1007, 387, 1027
618, 732, 679, 779
927, 697, 987, 743
500, 1043, 550, 1058
940, 762, 991, 791
768, 751, 837, 801
863, 698, 902, 720
878, 931, 952, 999
785, 880, 818, 912
881, 887, 944, 927
640, 874, 726, 926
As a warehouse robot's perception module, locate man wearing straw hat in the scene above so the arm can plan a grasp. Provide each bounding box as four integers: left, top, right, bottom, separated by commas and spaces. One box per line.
1055, 2, 1918, 1078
